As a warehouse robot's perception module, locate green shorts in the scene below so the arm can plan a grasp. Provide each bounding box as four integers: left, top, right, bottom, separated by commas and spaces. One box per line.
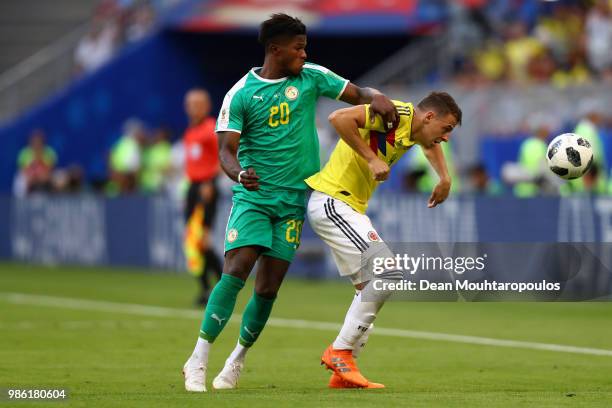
224, 188, 306, 262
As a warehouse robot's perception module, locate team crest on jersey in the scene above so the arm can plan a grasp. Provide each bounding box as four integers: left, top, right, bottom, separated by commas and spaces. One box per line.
284, 86, 299, 100
367, 231, 380, 242
227, 228, 238, 243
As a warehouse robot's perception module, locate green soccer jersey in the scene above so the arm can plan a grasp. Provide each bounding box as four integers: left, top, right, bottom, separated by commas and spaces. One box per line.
216, 63, 348, 192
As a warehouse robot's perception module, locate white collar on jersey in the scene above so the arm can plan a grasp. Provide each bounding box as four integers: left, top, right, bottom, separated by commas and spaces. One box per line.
250, 67, 288, 83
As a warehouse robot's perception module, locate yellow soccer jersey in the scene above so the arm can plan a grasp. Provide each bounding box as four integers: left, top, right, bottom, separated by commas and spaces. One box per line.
306, 100, 415, 214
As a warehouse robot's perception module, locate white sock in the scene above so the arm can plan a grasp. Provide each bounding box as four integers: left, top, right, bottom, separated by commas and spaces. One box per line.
227, 340, 249, 364
353, 324, 374, 358
332, 291, 383, 350
191, 337, 211, 365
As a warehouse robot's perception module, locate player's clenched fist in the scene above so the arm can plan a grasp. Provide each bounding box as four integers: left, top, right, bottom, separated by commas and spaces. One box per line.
367, 157, 390, 181
238, 168, 260, 191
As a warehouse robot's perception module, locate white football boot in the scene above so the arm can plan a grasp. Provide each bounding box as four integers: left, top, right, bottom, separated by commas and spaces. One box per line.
183, 356, 207, 392
212, 360, 244, 389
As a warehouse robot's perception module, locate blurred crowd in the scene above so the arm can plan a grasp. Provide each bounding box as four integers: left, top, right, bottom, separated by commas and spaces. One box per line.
13, 88, 217, 200
13, 122, 182, 198
73, 0, 171, 75
396, 102, 611, 197
13, 129, 82, 196
67, 0, 612, 96
12, 0, 612, 199
16, 103, 610, 199
451, 0, 612, 87
103, 120, 181, 197
71, 0, 612, 85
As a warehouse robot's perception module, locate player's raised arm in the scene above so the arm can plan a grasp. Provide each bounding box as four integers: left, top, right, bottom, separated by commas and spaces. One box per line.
328, 106, 390, 181
339, 83, 398, 130
218, 131, 260, 190
422, 143, 451, 208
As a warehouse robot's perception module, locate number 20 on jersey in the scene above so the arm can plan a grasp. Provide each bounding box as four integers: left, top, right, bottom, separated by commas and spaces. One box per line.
269, 102, 290, 127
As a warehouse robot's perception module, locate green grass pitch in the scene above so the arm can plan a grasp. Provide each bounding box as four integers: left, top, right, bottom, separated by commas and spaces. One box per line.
1, 262, 612, 407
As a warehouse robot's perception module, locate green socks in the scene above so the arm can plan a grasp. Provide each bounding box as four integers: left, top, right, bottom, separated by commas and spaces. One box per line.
199, 274, 245, 342
198, 274, 276, 348
239, 291, 276, 347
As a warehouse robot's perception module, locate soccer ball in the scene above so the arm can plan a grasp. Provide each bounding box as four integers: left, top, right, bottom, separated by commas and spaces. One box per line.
546, 133, 593, 180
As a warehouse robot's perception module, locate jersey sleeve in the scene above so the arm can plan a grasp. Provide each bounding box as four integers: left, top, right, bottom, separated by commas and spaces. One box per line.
305, 63, 349, 100
216, 89, 245, 134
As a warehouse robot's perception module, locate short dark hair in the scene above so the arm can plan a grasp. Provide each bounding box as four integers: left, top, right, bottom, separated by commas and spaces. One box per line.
418, 92, 462, 125
258, 13, 306, 48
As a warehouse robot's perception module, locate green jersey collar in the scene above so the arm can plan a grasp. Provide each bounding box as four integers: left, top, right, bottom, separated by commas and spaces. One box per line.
250, 68, 288, 83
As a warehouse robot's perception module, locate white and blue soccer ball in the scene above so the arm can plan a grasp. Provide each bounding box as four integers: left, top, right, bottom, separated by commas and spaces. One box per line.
546, 133, 593, 180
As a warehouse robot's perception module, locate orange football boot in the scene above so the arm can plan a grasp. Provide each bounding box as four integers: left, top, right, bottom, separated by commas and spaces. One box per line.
328, 373, 385, 389
321, 345, 369, 388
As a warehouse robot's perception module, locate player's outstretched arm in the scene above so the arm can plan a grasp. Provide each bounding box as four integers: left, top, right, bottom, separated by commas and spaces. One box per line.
422, 144, 451, 208
218, 131, 260, 190
339, 83, 398, 130
328, 106, 389, 181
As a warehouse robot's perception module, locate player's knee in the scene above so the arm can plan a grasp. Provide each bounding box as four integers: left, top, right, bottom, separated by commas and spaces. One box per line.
223, 261, 251, 280
223, 248, 260, 280
254, 285, 279, 299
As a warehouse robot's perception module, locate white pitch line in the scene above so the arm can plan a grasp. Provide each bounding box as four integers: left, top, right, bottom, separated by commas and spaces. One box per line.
2, 292, 612, 357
